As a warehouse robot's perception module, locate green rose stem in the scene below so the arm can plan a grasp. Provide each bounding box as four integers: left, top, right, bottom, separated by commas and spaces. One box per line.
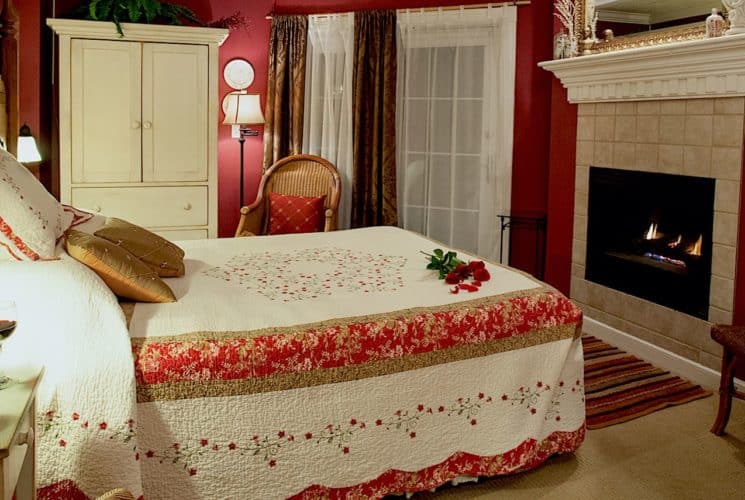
421, 249, 465, 280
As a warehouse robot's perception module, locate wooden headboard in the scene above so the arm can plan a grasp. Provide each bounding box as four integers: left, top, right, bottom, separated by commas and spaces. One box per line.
0, 0, 18, 156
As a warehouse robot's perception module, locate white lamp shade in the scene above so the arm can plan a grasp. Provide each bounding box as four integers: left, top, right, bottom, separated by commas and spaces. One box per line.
222, 93, 265, 126
17, 135, 41, 163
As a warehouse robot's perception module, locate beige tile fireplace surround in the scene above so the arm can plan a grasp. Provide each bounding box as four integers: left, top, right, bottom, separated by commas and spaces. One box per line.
571, 98, 743, 371
540, 35, 745, 372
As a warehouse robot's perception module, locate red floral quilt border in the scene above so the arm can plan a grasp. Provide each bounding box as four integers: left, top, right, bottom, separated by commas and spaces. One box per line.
133, 289, 582, 392
291, 426, 586, 499
0, 215, 40, 260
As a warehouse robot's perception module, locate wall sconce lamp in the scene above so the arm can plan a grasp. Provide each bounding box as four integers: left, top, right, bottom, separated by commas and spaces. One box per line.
222, 92, 265, 209
17, 124, 42, 164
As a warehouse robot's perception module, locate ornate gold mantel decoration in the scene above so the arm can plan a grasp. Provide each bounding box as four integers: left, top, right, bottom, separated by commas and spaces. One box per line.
574, 0, 585, 53
574, 0, 708, 55
592, 22, 707, 53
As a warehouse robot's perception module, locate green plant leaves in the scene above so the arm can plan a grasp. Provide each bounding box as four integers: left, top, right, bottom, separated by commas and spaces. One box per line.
127, 1, 143, 23
75, 0, 204, 35
422, 248, 465, 280
142, 0, 160, 23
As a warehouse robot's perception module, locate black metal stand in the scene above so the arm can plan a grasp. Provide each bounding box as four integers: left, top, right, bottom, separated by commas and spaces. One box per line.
238, 135, 245, 209
237, 127, 259, 209
498, 213, 547, 280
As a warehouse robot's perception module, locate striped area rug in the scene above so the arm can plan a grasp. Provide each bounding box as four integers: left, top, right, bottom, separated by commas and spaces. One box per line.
583, 335, 712, 429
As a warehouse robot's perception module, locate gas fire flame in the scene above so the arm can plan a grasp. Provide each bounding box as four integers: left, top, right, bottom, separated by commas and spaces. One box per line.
688, 235, 703, 256
644, 223, 659, 240
668, 235, 682, 248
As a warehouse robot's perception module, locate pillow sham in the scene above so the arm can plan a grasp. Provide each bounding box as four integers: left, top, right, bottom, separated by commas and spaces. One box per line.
268, 193, 326, 235
65, 230, 176, 303
94, 218, 185, 277
0, 149, 73, 261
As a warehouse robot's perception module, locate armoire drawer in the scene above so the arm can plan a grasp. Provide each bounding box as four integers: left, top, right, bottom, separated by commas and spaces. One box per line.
71, 186, 208, 228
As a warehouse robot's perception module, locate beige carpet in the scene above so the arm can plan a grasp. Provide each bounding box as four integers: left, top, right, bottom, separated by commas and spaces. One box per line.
418, 397, 745, 499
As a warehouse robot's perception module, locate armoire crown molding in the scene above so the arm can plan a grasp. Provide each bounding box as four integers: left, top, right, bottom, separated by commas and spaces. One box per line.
539, 33, 745, 103
47, 18, 228, 46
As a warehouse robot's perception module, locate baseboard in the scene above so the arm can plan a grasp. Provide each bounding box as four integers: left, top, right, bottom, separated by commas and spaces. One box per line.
584, 316, 745, 393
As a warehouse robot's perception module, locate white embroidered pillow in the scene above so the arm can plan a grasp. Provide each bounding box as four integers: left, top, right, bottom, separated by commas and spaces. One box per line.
0, 149, 73, 260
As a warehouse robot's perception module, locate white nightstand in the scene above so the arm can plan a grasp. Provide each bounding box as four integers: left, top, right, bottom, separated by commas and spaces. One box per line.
0, 367, 43, 500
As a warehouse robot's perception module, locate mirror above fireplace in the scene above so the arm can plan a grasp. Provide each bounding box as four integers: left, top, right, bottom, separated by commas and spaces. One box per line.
575, 0, 711, 54
595, 0, 711, 37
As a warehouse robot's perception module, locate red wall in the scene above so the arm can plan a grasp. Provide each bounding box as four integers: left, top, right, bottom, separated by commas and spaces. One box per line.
509, 0, 553, 275
18, 1, 42, 136
180, 0, 273, 238
544, 81, 576, 295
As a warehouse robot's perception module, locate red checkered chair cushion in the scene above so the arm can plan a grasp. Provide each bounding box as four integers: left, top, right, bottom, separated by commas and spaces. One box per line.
267, 193, 326, 235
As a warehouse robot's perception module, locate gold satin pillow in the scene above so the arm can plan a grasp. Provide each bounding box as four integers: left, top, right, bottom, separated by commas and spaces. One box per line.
65, 230, 176, 303
94, 218, 185, 277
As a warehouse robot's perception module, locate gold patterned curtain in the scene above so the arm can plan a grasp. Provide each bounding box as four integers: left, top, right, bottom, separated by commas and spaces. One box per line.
351, 10, 398, 227
263, 15, 308, 170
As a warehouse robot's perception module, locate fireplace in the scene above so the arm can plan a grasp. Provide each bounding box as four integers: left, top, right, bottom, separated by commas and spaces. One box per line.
585, 167, 716, 320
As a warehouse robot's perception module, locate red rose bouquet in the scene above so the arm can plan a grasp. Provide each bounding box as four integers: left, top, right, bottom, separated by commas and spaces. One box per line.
422, 249, 491, 294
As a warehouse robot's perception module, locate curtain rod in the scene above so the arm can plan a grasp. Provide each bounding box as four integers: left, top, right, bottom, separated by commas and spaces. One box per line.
265, 2, 530, 20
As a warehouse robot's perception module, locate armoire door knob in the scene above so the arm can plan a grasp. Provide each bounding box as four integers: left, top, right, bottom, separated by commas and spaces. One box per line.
183, 203, 192, 211
132, 121, 141, 129
143, 121, 152, 129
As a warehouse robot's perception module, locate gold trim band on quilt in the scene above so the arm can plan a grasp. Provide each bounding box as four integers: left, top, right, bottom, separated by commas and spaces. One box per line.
130, 286, 554, 346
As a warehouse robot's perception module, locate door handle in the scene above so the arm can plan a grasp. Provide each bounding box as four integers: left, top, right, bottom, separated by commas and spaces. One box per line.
183, 203, 192, 211
132, 121, 141, 129
143, 121, 152, 130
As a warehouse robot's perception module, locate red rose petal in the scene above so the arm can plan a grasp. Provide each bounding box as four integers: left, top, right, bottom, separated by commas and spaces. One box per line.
454, 263, 470, 277
445, 272, 462, 284
458, 283, 479, 292
473, 268, 491, 282
468, 260, 486, 271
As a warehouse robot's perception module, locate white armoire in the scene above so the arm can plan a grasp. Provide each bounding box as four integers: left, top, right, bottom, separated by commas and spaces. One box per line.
48, 19, 228, 239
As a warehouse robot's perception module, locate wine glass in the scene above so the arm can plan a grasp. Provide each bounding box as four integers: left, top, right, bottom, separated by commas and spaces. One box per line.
0, 300, 17, 390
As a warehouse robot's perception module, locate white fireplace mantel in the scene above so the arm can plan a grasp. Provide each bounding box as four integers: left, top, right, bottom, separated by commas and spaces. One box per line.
539, 33, 745, 103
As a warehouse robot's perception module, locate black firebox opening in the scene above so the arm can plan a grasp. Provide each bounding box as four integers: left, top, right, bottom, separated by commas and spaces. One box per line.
585, 167, 715, 320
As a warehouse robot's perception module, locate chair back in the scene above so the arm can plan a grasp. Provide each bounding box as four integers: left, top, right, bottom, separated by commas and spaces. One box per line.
236, 154, 341, 236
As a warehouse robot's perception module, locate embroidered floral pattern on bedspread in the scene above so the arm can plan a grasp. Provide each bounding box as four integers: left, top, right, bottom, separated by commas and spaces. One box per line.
202, 247, 407, 302
132, 289, 583, 400
37, 384, 584, 478
37, 426, 584, 500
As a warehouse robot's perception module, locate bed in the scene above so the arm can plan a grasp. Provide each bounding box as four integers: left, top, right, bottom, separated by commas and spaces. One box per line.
2, 216, 585, 499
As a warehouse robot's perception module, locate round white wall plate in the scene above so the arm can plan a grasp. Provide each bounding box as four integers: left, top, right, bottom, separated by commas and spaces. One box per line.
224, 59, 255, 90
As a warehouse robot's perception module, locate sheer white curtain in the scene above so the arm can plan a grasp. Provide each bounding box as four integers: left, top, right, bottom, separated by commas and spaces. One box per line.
303, 14, 354, 229
396, 6, 517, 260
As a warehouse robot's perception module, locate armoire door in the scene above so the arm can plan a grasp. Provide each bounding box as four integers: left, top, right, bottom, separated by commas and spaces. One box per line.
70, 39, 142, 183
141, 43, 208, 182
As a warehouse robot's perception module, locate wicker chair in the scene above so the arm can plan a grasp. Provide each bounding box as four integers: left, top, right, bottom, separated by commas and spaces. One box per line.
235, 154, 341, 237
